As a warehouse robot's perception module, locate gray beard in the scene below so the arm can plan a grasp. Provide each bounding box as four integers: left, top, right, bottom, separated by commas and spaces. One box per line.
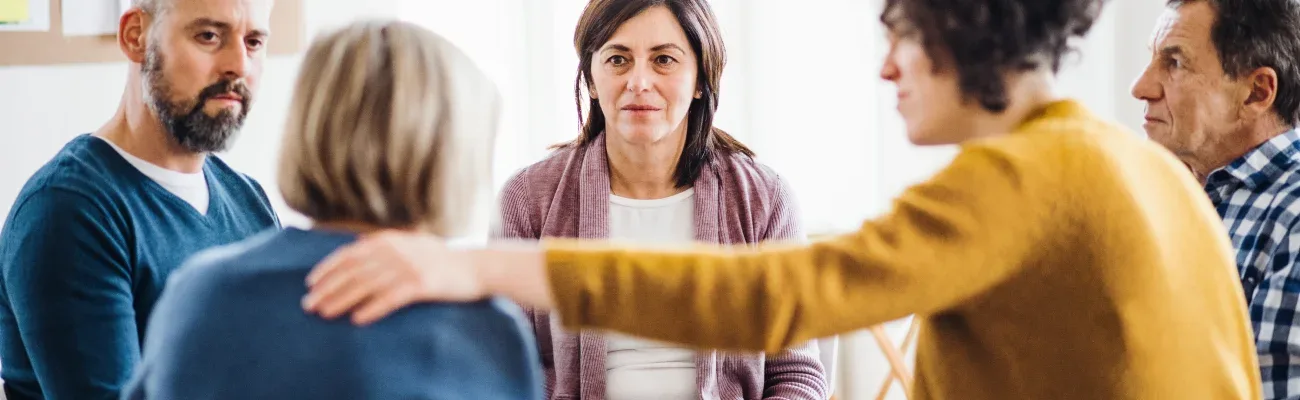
141, 45, 249, 153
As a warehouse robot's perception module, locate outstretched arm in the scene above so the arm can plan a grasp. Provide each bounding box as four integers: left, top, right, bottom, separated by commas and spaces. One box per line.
539, 145, 1051, 352
305, 145, 1053, 354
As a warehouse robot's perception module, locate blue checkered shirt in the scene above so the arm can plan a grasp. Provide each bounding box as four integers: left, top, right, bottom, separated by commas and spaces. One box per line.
1207, 129, 1300, 399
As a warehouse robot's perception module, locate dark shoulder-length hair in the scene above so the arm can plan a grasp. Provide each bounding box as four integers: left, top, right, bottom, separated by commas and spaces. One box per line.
561, 0, 753, 188
882, 0, 1106, 112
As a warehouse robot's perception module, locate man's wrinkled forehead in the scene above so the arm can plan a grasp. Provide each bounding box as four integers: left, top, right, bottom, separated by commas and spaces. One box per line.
1150, 2, 1214, 52
165, 0, 274, 34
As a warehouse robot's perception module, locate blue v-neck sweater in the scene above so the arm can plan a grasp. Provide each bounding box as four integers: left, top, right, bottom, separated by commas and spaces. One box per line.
0, 134, 279, 400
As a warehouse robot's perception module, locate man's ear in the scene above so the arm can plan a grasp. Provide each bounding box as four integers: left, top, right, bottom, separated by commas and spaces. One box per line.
119, 8, 150, 64
1243, 66, 1279, 118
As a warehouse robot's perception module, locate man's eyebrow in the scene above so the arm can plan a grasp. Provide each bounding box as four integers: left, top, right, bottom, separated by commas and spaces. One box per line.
1158, 45, 1186, 58
184, 18, 270, 36
185, 18, 230, 31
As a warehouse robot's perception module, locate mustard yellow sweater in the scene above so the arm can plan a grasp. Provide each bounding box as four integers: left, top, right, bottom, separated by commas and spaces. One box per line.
544, 100, 1262, 400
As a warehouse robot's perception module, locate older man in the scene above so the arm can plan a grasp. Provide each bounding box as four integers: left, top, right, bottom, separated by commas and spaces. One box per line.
0, 0, 279, 399
1132, 0, 1300, 398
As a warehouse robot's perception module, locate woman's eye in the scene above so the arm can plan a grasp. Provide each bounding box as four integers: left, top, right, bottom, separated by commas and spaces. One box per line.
608, 55, 628, 66
655, 55, 677, 65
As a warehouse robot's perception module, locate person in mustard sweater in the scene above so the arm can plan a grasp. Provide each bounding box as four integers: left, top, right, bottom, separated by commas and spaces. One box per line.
298, 0, 1263, 398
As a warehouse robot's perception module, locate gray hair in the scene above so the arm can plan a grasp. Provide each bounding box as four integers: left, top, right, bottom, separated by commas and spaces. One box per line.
132, 0, 171, 29
132, 0, 167, 12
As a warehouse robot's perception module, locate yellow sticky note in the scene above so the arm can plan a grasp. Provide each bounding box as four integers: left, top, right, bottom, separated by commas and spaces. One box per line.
0, 0, 28, 23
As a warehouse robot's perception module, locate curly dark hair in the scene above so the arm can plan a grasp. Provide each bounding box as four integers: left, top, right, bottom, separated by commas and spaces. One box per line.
1169, 0, 1300, 127
882, 0, 1107, 112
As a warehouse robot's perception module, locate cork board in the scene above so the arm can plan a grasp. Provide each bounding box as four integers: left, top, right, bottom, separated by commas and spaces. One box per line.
0, 0, 303, 67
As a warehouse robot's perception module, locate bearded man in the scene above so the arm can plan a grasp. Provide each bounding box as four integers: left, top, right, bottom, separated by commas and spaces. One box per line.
0, 1, 280, 399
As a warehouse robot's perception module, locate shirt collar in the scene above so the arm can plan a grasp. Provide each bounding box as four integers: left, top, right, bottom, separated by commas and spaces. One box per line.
1208, 129, 1300, 190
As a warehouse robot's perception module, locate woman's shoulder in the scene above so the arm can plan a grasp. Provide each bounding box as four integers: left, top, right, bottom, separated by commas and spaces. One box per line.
994, 99, 1138, 156
708, 151, 803, 241
501, 143, 586, 199
496, 143, 592, 238
709, 150, 790, 194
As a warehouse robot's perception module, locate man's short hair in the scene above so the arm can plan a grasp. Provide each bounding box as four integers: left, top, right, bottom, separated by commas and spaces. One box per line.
1169, 0, 1300, 127
132, 0, 167, 15
132, 0, 170, 31
277, 20, 502, 235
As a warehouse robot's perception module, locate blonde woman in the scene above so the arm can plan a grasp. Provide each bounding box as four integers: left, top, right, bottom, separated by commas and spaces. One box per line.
122, 20, 540, 400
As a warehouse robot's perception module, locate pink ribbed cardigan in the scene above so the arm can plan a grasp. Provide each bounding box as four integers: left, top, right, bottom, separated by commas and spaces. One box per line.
493, 134, 828, 400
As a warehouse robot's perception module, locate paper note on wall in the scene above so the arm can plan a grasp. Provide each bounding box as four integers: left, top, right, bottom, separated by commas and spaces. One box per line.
0, 0, 28, 23
62, 0, 121, 36
0, 0, 50, 32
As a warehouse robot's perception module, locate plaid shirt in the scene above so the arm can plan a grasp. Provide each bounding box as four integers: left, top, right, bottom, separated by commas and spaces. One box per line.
1207, 129, 1300, 399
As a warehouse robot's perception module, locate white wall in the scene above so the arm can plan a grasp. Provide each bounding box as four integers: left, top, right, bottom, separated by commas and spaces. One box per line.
1115, 2, 1166, 133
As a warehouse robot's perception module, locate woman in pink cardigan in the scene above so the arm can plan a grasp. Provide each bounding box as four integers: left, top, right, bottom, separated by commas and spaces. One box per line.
492, 0, 829, 399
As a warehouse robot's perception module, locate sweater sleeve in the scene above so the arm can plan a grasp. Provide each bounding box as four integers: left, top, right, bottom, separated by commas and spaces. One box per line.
544, 145, 1053, 353
761, 172, 805, 243
765, 174, 843, 395
490, 172, 557, 396
753, 174, 830, 399
0, 188, 138, 400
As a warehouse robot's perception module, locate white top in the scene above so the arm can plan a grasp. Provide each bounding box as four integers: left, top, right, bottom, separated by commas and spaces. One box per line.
604, 188, 697, 400
98, 137, 210, 215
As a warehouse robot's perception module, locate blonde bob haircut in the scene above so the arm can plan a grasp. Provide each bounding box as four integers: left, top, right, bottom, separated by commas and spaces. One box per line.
278, 20, 500, 236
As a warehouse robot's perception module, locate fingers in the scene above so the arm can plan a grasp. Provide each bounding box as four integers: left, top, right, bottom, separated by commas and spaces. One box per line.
303, 255, 370, 309
306, 240, 375, 288
351, 284, 420, 326
301, 230, 443, 325
307, 231, 412, 285
310, 268, 401, 319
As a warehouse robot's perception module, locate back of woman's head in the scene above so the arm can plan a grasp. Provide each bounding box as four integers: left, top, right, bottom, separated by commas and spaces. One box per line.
883, 0, 1107, 112
278, 20, 501, 236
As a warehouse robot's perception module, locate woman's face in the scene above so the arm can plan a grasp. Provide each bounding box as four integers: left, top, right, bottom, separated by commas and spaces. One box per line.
879, 23, 970, 145
589, 5, 700, 147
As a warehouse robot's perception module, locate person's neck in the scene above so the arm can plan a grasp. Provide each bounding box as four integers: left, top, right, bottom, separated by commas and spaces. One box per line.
94, 73, 207, 174
960, 71, 1061, 143
1186, 117, 1295, 183
606, 126, 689, 200
312, 220, 396, 235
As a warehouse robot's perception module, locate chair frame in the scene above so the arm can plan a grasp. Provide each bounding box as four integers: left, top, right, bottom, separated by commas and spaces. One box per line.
870, 319, 920, 400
